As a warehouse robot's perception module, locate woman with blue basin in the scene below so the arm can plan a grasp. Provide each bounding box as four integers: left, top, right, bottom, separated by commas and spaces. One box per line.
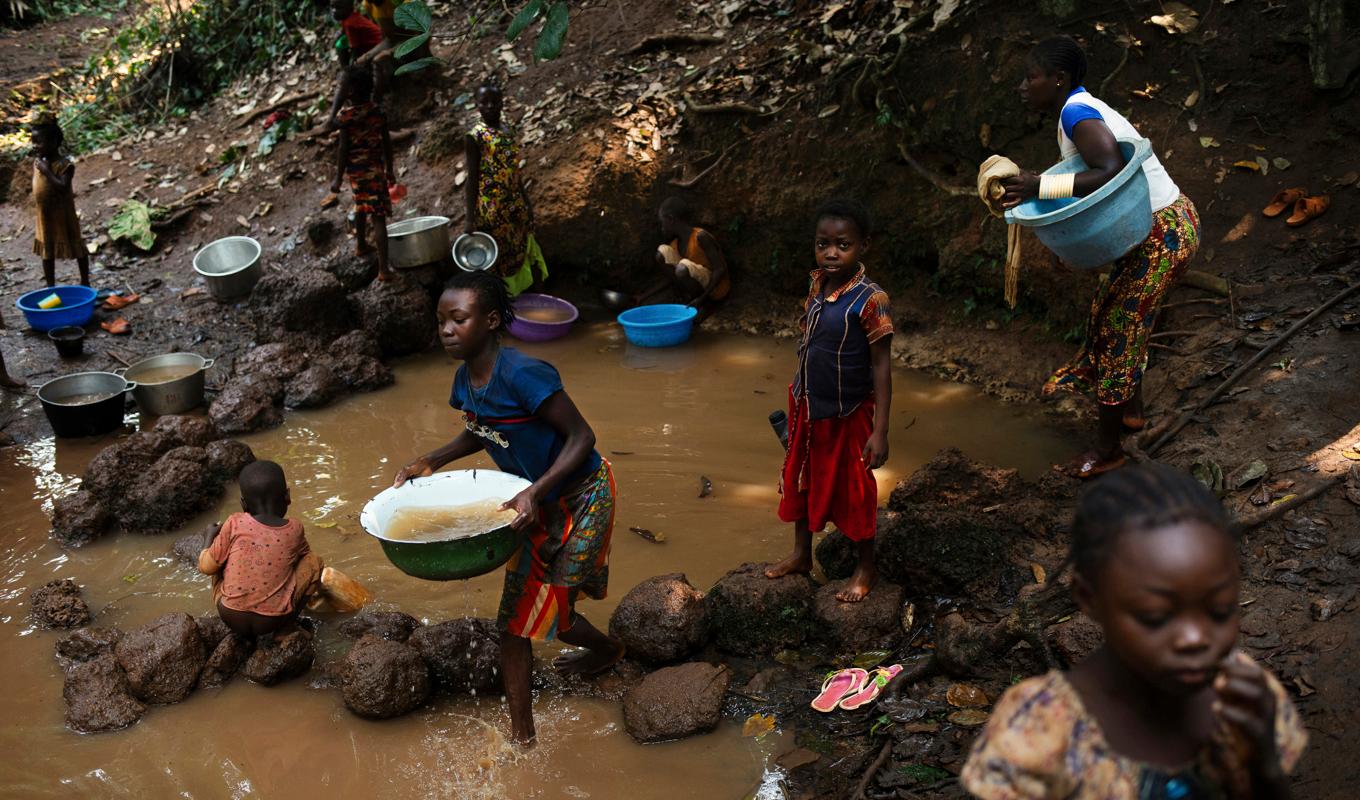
1001, 35, 1200, 480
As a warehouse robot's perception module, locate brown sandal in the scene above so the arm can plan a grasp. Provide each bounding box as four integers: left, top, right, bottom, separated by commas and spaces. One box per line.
1263, 187, 1307, 218
1054, 451, 1129, 480
1286, 195, 1330, 227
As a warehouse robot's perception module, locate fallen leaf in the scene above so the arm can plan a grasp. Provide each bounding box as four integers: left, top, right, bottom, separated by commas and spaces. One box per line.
628, 526, 665, 543
900, 601, 915, 633
1272, 158, 1292, 171
1184, 90, 1200, 108
180, 287, 207, 299
948, 708, 990, 727
1199, 136, 1220, 148
817, 104, 840, 118
1230, 459, 1269, 490
946, 683, 989, 708
236, 215, 251, 229
1149, 2, 1199, 34
1031, 563, 1047, 584
1233, 160, 1261, 172
851, 649, 892, 669
1256, 156, 1270, 175
319, 193, 338, 209
1341, 450, 1360, 461
742, 712, 777, 738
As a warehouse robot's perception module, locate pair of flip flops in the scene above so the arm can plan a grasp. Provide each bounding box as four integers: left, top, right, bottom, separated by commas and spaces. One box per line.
1263, 188, 1330, 227
810, 664, 903, 712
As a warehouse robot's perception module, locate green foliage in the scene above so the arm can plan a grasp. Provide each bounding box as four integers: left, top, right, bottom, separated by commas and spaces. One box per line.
393, 0, 443, 76
869, 714, 894, 736
1, 0, 124, 26
107, 199, 155, 251
507, 0, 569, 62
256, 116, 299, 156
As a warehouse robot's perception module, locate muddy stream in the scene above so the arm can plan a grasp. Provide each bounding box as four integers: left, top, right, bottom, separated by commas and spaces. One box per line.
0, 327, 1068, 798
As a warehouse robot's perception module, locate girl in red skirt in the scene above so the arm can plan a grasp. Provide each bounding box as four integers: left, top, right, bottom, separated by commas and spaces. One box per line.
331, 67, 394, 280
767, 199, 894, 602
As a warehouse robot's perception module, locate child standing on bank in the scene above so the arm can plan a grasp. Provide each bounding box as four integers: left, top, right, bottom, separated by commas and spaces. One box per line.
331, 68, 395, 281
961, 463, 1307, 799
766, 199, 893, 603
30, 115, 90, 288
198, 461, 324, 639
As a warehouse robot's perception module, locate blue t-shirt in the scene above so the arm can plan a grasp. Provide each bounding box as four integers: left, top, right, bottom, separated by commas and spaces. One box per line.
449, 347, 602, 501
1059, 87, 1104, 140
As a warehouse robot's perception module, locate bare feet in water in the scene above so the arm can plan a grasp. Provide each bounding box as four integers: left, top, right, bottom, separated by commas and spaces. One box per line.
552, 638, 625, 676
764, 551, 812, 579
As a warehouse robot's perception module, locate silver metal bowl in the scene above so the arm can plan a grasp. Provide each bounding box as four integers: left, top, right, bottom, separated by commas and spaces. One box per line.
387, 216, 451, 269
193, 236, 262, 301
118, 352, 215, 416
452, 232, 499, 272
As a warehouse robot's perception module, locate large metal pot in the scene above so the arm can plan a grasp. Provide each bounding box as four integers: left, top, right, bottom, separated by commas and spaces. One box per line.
360, 470, 528, 581
118, 353, 214, 416
37, 371, 134, 438
387, 216, 451, 269
193, 236, 262, 301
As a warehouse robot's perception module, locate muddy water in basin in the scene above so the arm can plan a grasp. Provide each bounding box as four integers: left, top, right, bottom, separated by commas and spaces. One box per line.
0, 327, 1068, 797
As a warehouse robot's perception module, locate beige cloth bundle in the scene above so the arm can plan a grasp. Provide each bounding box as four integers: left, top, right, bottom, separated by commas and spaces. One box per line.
977, 155, 1023, 308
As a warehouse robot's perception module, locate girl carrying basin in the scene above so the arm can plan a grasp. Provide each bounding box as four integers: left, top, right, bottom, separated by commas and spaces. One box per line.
393, 270, 623, 746
1000, 36, 1199, 480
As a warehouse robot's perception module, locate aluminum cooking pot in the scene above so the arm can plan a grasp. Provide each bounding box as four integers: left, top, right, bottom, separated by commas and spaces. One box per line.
387, 216, 451, 269
118, 352, 215, 416
37, 371, 134, 438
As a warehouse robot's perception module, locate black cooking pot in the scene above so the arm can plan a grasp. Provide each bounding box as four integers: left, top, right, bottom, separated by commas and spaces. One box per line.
37, 371, 135, 438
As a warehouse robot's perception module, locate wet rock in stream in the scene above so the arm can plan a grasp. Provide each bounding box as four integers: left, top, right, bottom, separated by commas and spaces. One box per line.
210, 380, 283, 435
705, 563, 815, 656
339, 634, 431, 719
172, 527, 214, 565
82, 431, 174, 503
284, 363, 346, 409
57, 627, 123, 664
241, 628, 313, 686
332, 355, 394, 392
407, 617, 502, 694
195, 616, 232, 650
250, 268, 352, 342
63, 653, 147, 733
328, 329, 383, 361
30, 579, 92, 629
622, 661, 730, 743
608, 573, 709, 664
353, 276, 435, 357
120, 451, 224, 533
152, 415, 219, 448
50, 490, 113, 548
813, 579, 905, 650
234, 342, 310, 383
199, 633, 253, 689
205, 439, 256, 480
338, 609, 422, 642
114, 612, 206, 704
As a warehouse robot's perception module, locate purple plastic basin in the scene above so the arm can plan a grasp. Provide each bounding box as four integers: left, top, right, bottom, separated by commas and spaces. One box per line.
508, 294, 578, 342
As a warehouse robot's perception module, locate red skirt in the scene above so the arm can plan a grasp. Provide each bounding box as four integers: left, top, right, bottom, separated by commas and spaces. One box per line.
777, 387, 877, 542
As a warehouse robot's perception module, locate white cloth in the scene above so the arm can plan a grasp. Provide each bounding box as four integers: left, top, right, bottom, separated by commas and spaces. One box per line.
1058, 91, 1180, 212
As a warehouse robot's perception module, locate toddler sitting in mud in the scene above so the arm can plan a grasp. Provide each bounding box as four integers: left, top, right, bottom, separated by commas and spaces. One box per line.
198, 460, 324, 639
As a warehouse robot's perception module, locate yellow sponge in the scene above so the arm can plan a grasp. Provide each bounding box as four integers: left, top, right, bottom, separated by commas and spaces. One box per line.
37, 293, 63, 310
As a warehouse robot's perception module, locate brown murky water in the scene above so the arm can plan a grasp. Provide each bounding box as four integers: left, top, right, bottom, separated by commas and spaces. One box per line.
0, 327, 1068, 798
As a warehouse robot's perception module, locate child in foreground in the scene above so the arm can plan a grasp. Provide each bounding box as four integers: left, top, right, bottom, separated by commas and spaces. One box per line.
30, 115, 90, 288
766, 199, 893, 603
331, 68, 395, 281
394, 270, 623, 745
961, 463, 1307, 799
198, 461, 324, 638
637, 196, 730, 319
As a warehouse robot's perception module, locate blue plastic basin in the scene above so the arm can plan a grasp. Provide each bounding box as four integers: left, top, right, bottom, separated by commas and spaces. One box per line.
16, 285, 98, 332
617, 304, 698, 348
1005, 138, 1153, 269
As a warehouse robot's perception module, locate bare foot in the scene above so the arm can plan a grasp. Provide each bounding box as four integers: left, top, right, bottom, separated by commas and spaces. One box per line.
377, 269, 395, 282
1122, 413, 1146, 432
552, 638, 625, 676
764, 553, 812, 579
1054, 450, 1127, 480
836, 562, 877, 603
0, 374, 24, 392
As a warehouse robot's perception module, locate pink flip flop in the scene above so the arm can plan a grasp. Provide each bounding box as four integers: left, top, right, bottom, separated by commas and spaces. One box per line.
838, 664, 903, 711
810, 668, 869, 713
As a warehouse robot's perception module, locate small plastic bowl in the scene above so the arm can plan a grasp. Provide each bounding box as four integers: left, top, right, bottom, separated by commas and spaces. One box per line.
508, 294, 578, 342
617, 304, 699, 348
48, 326, 86, 358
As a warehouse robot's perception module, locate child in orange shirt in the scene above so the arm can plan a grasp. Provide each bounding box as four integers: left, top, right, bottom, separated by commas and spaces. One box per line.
198, 460, 323, 638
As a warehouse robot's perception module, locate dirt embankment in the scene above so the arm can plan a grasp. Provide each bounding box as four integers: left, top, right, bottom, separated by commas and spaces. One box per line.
1, 1, 1358, 796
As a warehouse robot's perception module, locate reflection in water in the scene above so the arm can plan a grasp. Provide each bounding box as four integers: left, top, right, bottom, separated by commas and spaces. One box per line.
0, 330, 1066, 797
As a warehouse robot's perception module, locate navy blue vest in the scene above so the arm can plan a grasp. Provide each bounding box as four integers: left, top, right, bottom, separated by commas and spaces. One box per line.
793, 276, 882, 420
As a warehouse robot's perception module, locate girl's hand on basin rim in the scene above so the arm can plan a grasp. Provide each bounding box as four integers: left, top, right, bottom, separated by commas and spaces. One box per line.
392, 455, 434, 488
1000, 171, 1040, 208
499, 485, 541, 531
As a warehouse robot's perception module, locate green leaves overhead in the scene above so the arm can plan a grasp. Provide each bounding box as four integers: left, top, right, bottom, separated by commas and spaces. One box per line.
391, 1, 443, 77
394, 56, 442, 77
507, 0, 569, 62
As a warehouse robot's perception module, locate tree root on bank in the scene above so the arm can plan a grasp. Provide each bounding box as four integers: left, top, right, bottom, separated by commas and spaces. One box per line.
895, 143, 974, 197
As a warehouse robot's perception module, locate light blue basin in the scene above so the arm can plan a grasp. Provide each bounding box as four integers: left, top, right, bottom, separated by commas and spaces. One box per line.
1005, 138, 1153, 269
